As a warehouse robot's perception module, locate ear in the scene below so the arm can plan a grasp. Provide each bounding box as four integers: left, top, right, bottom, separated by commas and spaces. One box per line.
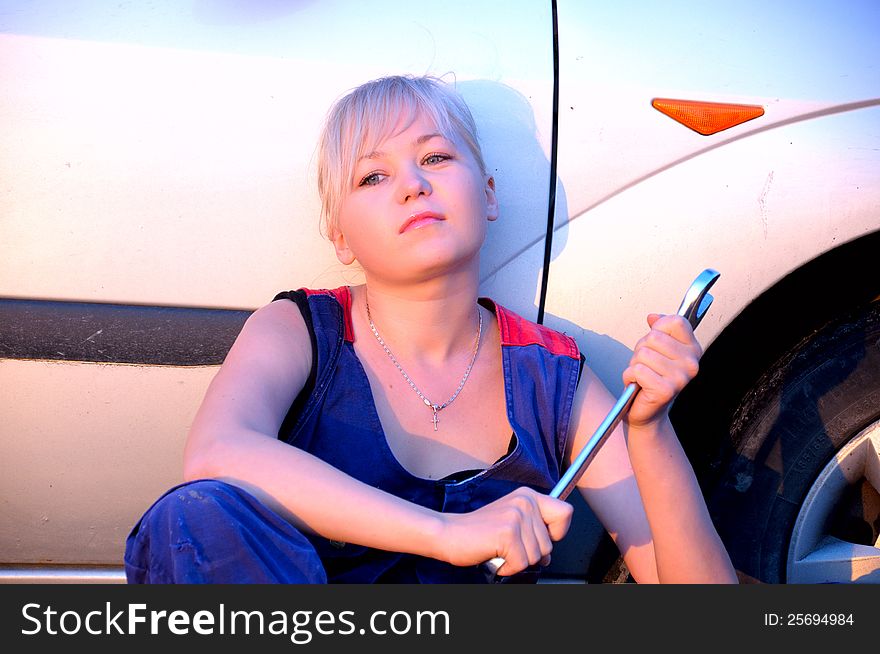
485, 175, 499, 222
330, 229, 357, 266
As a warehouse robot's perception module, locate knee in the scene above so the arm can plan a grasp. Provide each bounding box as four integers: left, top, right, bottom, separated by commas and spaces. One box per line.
165, 478, 240, 510
125, 480, 239, 583
147, 479, 242, 528
126, 479, 327, 584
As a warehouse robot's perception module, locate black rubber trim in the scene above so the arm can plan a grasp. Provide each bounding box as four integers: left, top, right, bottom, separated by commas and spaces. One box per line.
0, 298, 251, 366
536, 0, 560, 325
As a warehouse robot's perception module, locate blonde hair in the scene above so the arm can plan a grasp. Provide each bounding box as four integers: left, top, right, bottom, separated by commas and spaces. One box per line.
316, 75, 487, 239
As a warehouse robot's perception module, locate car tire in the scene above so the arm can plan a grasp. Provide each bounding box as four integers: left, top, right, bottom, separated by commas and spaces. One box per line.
706, 300, 880, 583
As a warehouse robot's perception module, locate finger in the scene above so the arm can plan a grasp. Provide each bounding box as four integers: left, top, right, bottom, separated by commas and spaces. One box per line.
633, 325, 701, 379
515, 495, 550, 566
536, 495, 574, 542
634, 328, 695, 364
629, 345, 694, 389
526, 510, 553, 564
496, 534, 529, 576
622, 362, 676, 398
499, 493, 542, 572
648, 313, 701, 348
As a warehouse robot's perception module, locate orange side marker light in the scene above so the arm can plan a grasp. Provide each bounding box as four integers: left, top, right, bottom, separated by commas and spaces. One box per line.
652, 98, 765, 135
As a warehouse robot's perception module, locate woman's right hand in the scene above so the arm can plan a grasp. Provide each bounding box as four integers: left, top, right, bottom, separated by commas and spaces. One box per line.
436, 487, 573, 576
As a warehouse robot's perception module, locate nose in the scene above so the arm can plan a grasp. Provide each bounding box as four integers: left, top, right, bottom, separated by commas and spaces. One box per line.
398, 165, 432, 203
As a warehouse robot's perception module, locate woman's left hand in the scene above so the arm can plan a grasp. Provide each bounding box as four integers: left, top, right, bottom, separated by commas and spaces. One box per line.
622, 313, 702, 429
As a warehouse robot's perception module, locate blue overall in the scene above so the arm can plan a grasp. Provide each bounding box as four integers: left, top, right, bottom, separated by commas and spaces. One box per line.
124, 287, 582, 583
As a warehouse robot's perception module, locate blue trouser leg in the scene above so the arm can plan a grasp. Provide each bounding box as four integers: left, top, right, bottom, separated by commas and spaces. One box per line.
124, 479, 327, 584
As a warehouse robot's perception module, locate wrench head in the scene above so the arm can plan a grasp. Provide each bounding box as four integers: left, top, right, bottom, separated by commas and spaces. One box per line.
694, 291, 715, 325
676, 268, 720, 330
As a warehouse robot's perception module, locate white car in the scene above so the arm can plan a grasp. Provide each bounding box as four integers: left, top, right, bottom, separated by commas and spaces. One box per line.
1, 0, 878, 583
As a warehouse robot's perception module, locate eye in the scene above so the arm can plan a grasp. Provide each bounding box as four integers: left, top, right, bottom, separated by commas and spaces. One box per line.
422, 152, 452, 166
358, 171, 385, 187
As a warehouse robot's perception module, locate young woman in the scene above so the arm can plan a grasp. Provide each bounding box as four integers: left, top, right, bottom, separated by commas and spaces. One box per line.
124, 75, 737, 584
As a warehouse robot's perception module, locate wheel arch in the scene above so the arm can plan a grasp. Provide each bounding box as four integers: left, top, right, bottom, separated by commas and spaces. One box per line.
671, 229, 880, 581
671, 228, 880, 488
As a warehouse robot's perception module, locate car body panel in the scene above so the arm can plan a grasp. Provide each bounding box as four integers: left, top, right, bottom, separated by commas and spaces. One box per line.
547, 0, 880, 393
0, 0, 555, 316
0, 1, 555, 576
1, 359, 210, 564
546, 108, 880, 393
2, 0, 879, 581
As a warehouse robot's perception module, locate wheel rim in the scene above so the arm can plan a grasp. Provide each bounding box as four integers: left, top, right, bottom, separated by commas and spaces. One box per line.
786, 419, 880, 583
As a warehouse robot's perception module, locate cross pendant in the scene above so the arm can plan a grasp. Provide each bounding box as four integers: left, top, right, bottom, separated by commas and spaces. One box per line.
431, 406, 439, 431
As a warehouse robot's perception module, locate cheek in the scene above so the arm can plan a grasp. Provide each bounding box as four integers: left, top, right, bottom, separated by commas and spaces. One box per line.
336, 198, 368, 239
449, 173, 485, 210
336, 207, 390, 262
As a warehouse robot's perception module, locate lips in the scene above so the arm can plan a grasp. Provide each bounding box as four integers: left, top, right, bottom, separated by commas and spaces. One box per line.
399, 211, 445, 234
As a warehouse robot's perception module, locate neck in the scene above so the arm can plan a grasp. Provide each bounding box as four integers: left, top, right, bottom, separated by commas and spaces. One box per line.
355, 271, 483, 366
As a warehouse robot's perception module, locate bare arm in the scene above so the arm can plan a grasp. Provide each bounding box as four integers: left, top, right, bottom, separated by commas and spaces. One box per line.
568, 314, 737, 583
183, 298, 570, 574
183, 299, 450, 557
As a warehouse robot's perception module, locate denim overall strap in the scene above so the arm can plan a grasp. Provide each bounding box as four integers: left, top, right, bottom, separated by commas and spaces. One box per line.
492, 298, 582, 485
272, 288, 352, 443
438, 299, 582, 515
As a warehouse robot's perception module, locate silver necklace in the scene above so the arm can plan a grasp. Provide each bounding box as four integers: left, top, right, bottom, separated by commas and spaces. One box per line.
365, 297, 482, 432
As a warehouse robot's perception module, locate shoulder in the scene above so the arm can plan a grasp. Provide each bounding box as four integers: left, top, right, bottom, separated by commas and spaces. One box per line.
277, 286, 354, 342
263, 285, 348, 331
192, 293, 316, 437
241, 284, 353, 361
225, 293, 313, 377
480, 298, 580, 360
247, 294, 309, 342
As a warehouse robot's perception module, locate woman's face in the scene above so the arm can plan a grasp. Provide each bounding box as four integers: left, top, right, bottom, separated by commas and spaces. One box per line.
332, 112, 497, 284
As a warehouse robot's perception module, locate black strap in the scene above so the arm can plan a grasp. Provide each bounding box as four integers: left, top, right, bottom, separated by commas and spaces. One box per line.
273, 290, 319, 440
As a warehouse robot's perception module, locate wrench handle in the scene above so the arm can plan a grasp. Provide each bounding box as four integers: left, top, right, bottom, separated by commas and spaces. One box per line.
482, 268, 720, 583
546, 267, 720, 502
482, 383, 637, 580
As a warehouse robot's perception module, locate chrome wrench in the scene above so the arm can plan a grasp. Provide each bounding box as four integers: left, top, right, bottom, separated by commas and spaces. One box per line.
482, 268, 720, 582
